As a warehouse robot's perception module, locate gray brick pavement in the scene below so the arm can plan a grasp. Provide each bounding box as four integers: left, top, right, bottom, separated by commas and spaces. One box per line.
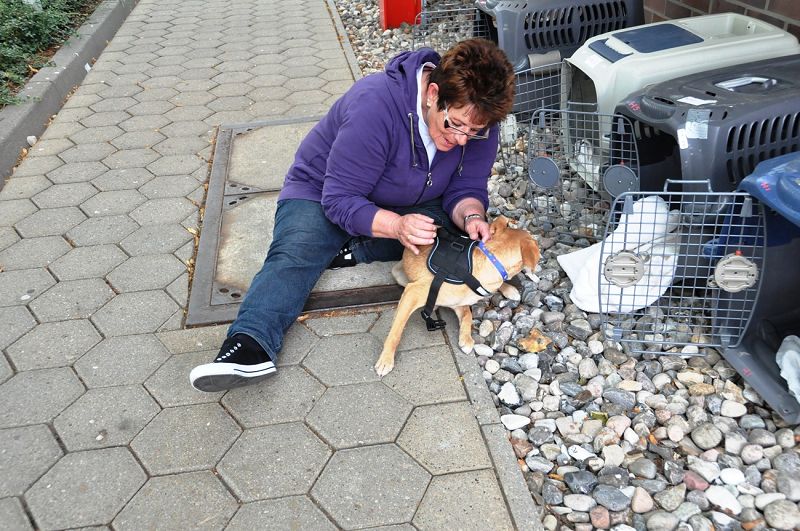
0, 0, 539, 528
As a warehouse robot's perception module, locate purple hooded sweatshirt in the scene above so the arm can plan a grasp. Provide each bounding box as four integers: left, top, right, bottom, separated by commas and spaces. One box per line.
277, 48, 500, 237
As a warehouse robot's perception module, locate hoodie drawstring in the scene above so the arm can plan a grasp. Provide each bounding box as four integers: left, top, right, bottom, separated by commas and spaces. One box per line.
408, 112, 417, 168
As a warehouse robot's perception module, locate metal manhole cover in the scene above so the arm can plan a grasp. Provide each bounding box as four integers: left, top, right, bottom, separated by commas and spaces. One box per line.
187, 116, 403, 327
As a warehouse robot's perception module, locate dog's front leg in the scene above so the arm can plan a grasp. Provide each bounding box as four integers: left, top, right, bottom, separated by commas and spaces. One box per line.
375, 284, 426, 376
499, 282, 521, 301
452, 305, 475, 354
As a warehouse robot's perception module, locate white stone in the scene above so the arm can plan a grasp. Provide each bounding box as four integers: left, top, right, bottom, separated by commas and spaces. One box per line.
602, 445, 625, 467
652, 373, 671, 389
578, 358, 598, 379
676, 371, 705, 385
519, 353, 539, 370
478, 320, 494, 337
705, 485, 742, 515
534, 419, 557, 432
500, 414, 531, 431
567, 445, 596, 461
720, 400, 747, 418
485, 359, 500, 374
668, 424, 685, 442
542, 395, 560, 411
498, 382, 522, 406
719, 467, 745, 486
555, 416, 581, 436
618, 380, 643, 392
755, 492, 786, 510
563, 494, 596, 512
474, 343, 494, 357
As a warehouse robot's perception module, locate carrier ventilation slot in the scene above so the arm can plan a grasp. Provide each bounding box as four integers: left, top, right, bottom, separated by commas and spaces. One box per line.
524, 2, 628, 51
725, 112, 800, 184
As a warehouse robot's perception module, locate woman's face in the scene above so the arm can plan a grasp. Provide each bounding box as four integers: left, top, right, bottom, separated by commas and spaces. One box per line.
427, 102, 488, 152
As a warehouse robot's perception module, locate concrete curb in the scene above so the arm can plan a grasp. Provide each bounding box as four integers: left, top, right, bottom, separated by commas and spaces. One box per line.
442, 310, 544, 531
0, 0, 139, 185
324, 0, 363, 82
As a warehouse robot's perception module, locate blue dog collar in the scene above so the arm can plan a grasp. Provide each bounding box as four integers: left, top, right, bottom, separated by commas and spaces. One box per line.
477, 241, 508, 281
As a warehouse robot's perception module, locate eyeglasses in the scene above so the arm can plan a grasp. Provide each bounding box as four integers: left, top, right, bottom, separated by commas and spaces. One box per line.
443, 104, 489, 140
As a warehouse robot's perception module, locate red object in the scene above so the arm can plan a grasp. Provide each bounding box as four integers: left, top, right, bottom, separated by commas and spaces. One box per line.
379, 0, 422, 30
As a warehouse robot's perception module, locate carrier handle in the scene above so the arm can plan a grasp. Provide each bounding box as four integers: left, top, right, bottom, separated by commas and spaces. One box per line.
662, 179, 713, 192
715, 76, 776, 91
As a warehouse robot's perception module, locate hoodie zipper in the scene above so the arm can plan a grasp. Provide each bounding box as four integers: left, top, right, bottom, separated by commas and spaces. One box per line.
409, 111, 431, 205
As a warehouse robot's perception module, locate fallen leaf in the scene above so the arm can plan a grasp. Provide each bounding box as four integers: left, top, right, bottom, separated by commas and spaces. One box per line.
518, 329, 551, 353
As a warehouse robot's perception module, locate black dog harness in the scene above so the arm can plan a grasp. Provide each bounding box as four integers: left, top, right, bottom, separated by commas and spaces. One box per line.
421, 227, 509, 330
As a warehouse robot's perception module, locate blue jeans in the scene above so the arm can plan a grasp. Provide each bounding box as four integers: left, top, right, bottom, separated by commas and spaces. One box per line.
228, 198, 455, 361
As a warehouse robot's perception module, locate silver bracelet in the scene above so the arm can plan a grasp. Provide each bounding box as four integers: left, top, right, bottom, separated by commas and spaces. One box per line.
463, 213, 484, 229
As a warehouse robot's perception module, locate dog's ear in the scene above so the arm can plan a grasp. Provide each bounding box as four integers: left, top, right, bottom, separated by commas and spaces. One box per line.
520, 236, 540, 270
490, 215, 509, 236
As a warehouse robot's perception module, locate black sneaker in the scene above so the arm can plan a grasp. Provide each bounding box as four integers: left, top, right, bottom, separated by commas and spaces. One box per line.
328, 243, 357, 269
189, 334, 276, 392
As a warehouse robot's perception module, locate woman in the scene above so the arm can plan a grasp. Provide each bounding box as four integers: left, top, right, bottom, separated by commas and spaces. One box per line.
190, 38, 515, 392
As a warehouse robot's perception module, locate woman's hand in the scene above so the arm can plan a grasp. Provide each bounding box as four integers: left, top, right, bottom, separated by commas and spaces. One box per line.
391, 213, 437, 255
465, 216, 491, 242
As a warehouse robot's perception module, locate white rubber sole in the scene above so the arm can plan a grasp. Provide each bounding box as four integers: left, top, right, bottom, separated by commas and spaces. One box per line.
189, 360, 276, 393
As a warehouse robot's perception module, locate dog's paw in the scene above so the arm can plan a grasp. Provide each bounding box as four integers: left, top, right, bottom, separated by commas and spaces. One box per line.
374, 359, 395, 377
459, 338, 475, 354
499, 283, 520, 301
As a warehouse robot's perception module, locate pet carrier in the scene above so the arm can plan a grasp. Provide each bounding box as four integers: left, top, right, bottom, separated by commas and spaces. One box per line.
596, 153, 800, 423
413, 0, 643, 168
561, 14, 800, 153
526, 107, 640, 240
414, 0, 643, 71
615, 54, 800, 194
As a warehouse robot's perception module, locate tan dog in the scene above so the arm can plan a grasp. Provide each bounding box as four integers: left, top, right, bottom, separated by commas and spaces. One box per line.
375, 216, 540, 376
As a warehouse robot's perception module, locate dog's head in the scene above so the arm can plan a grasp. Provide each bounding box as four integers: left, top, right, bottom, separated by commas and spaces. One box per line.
489, 216, 540, 273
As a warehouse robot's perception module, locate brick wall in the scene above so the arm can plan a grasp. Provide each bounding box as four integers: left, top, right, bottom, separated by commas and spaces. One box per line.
643, 0, 800, 39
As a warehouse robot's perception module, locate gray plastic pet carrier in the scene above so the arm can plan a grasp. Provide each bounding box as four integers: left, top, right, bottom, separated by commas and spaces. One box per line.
525, 107, 639, 240
414, 0, 643, 71
597, 153, 800, 423
615, 54, 800, 194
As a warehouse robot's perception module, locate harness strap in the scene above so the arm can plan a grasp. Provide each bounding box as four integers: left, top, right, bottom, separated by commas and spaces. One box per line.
421, 275, 447, 331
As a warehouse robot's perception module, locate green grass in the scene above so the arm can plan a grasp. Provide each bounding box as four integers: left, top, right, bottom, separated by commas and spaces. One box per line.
1, 0, 101, 107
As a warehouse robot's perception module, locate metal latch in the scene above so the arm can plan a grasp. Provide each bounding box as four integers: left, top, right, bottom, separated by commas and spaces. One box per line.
711, 253, 758, 293
603, 250, 645, 287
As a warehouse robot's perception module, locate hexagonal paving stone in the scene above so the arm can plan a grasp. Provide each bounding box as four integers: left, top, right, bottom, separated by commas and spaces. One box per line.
398, 402, 491, 475
7, 320, 101, 370
80, 110, 131, 128
119, 223, 192, 255
25, 447, 146, 530
0, 424, 63, 497
79, 190, 147, 217
67, 215, 139, 246
144, 350, 224, 407
381, 345, 466, 406
159, 120, 214, 139
103, 148, 160, 169
277, 322, 320, 367
54, 385, 160, 450
0, 367, 84, 428
32, 183, 98, 208
113, 471, 238, 530
29, 278, 115, 322
13, 155, 63, 177
68, 124, 125, 144
413, 470, 513, 529
49, 244, 128, 281
371, 307, 447, 352
146, 154, 204, 176
164, 105, 213, 122
222, 365, 325, 427
110, 130, 166, 150
131, 403, 240, 475
107, 254, 185, 292
311, 444, 430, 529
138, 174, 199, 198
0, 497, 34, 531
303, 333, 383, 386
0, 198, 36, 226
0, 268, 55, 306
0, 236, 70, 270
226, 496, 336, 531
152, 135, 209, 156
0, 306, 36, 351
75, 334, 170, 388
59, 143, 117, 163
218, 422, 331, 502
92, 167, 155, 191
304, 311, 378, 337
0, 226, 19, 251
14, 206, 86, 237
307, 382, 412, 449
47, 161, 108, 184
92, 291, 179, 336
130, 197, 196, 225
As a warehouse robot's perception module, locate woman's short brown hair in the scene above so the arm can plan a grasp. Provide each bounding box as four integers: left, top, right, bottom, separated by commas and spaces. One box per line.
430, 38, 515, 126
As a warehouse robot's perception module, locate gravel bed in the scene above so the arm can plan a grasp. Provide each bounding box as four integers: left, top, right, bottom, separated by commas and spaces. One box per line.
332, 2, 800, 530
